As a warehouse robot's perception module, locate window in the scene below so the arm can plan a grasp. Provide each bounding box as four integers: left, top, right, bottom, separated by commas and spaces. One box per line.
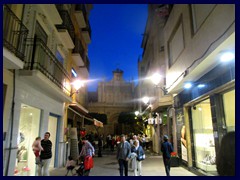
191, 4, 216, 34
191, 99, 216, 172
222, 90, 235, 132
71, 68, 78, 78
56, 50, 64, 64
168, 16, 184, 67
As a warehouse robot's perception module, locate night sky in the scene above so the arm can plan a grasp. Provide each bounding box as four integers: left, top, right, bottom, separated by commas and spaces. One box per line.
87, 4, 148, 91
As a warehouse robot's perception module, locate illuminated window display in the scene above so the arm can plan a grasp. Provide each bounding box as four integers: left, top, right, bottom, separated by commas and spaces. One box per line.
14, 104, 41, 176
222, 90, 235, 132
191, 99, 216, 172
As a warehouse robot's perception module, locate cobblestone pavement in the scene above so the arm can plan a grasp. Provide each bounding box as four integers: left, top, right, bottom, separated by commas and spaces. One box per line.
50, 149, 197, 176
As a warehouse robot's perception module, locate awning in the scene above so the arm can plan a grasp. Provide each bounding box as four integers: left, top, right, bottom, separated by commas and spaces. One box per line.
93, 118, 103, 127
69, 102, 88, 114
68, 103, 103, 127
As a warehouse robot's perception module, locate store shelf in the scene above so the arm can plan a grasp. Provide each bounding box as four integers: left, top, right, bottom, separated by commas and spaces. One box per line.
195, 146, 215, 151
196, 162, 216, 172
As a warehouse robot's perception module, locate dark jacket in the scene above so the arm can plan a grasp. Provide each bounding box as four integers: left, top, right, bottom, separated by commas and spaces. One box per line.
161, 141, 173, 159
131, 145, 145, 161
40, 139, 52, 159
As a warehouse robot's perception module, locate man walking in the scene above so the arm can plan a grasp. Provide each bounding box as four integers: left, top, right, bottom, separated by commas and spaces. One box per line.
116, 134, 131, 176
161, 135, 173, 176
38, 132, 52, 176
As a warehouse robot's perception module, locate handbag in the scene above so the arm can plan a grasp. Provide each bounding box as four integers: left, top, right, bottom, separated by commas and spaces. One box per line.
84, 156, 94, 170
137, 154, 145, 161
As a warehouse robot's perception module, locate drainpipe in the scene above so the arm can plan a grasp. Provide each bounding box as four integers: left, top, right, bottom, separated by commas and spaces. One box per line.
5, 70, 16, 176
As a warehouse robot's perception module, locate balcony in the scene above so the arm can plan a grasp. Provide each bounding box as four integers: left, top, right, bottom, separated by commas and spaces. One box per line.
78, 55, 90, 78
72, 38, 85, 66
82, 20, 92, 44
74, 4, 87, 28
19, 38, 72, 102
3, 5, 29, 69
55, 5, 75, 49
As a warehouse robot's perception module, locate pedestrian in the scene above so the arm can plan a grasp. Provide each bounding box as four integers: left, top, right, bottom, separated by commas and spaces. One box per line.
65, 156, 76, 176
32, 136, 44, 165
38, 132, 52, 176
161, 135, 173, 176
98, 134, 103, 157
116, 134, 131, 176
131, 140, 145, 176
79, 137, 95, 176
111, 136, 115, 152
216, 131, 235, 176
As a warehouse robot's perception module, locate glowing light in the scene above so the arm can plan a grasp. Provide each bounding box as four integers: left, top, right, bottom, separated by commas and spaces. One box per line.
135, 111, 140, 116
151, 73, 162, 85
142, 96, 150, 104
197, 84, 206, 88
184, 83, 192, 89
220, 52, 234, 62
72, 80, 84, 90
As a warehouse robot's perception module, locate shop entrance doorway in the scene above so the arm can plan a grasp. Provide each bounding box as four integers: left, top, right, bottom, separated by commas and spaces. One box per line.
48, 115, 58, 168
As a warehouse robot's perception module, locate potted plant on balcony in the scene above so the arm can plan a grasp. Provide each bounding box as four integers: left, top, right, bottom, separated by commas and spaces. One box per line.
171, 152, 180, 167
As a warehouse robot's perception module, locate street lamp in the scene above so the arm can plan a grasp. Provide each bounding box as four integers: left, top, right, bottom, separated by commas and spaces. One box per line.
142, 96, 150, 105
135, 111, 140, 116
70, 79, 84, 97
150, 73, 168, 94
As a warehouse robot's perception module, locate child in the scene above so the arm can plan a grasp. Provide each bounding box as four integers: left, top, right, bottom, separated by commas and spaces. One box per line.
32, 137, 43, 165
65, 156, 76, 176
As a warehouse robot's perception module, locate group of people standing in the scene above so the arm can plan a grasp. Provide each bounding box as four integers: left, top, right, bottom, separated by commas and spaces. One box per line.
116, 134, 145, 176
116, 133, 174, 176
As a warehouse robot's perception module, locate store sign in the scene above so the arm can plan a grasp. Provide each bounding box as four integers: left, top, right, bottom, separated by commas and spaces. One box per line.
148, 118, 154, 124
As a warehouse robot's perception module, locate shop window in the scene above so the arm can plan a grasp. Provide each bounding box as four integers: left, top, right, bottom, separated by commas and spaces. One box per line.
222, 90, 235, 132
15, 104, 41, 176
191, 99, 216, 172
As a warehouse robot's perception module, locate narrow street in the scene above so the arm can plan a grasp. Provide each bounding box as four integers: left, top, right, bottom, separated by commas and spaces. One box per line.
50, 149, 196, 176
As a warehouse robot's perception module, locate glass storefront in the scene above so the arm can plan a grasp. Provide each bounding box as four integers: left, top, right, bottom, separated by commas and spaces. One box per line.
15, 104, 41, 176
222, 90, 235, 132
191, 99, 216, 172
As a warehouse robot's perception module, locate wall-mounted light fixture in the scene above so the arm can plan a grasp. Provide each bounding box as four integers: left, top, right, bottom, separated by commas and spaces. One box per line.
70, 79, 84, 97
142, 96, 150, 105
150, 73, 168, 95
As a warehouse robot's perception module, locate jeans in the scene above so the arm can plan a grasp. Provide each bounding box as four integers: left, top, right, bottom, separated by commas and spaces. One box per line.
163, 158, 171, 176
118, 159, 128, 176
38, 158, 51, 176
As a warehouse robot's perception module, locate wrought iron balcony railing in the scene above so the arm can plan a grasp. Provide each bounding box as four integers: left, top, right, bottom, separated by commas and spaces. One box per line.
75, 4, 87, 22
24, 38, 71, 94
55, 5, 75, 42
82, 20, 92, 39
3, 4, 29, 61
73, 37, 85, 58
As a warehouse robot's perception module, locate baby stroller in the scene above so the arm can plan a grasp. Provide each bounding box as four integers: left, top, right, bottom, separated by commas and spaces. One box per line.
75, 161, 85, 176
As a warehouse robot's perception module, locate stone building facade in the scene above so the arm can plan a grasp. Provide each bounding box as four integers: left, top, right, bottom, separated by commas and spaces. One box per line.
87, 69, 134, 136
